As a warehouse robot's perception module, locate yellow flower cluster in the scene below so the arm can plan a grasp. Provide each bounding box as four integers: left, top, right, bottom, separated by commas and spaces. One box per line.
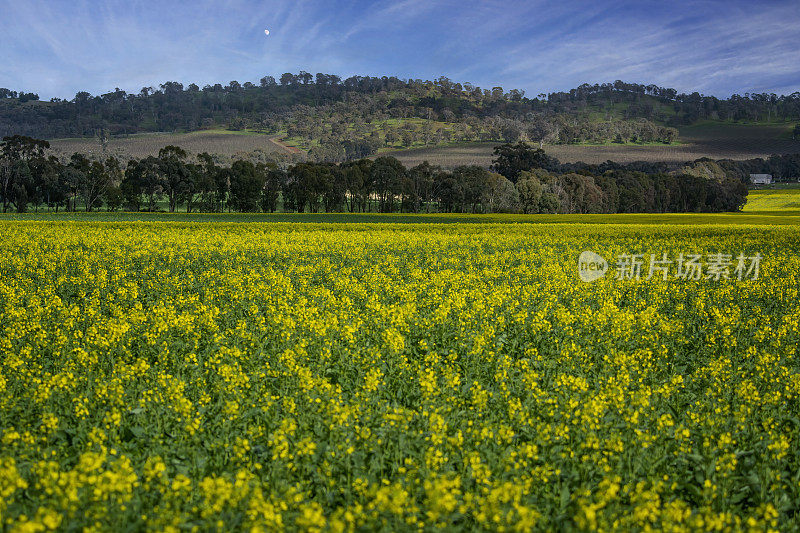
0, 220, 798, 531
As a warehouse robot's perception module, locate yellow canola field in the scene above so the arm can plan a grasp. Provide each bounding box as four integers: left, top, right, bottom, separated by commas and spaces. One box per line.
1, 221, 799, 532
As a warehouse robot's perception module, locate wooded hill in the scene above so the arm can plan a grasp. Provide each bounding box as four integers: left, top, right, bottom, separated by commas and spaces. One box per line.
2, 75, 800, 163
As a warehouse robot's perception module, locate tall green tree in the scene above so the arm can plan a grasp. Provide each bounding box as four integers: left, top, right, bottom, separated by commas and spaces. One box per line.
453, 165, 491, 213
490, 142, 557, 183
481, 173, 519, 213
1, 135, 50, 212
40, 156, 66, 212
229, 160, 265, 212
341, 159, 373, 212
437, 172, 464, 212
320, 164, 346, 212
84, 159, 111, 211
408, 162, 441, 213
157, 145, 190, 212
121, 159, 146, 211
371, 156, 404, 212
260, 166, 284, 213
196, 153, 227, 212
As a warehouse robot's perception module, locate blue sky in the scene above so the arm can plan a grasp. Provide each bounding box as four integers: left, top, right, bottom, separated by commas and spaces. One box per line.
2, 0, 799, 100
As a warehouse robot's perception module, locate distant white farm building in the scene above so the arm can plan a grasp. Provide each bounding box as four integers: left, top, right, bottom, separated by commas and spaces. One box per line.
750, 174, 773, 185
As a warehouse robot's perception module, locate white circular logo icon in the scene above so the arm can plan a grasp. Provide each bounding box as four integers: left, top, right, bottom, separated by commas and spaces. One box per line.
578, 251, 608, 282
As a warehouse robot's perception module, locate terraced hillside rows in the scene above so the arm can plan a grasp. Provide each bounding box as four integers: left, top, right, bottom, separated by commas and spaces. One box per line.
45, 121, 800, 168
387, 123, 800, 168
48, 130, 289, 161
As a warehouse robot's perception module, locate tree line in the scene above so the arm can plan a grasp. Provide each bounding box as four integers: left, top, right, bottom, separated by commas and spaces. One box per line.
2, 73, 797, 143
545, 81, 800, 125
2, 136, 753, 215
282, 109, 677, 164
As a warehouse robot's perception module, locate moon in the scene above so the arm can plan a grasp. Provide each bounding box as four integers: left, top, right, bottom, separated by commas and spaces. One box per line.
264, 29, 270, 36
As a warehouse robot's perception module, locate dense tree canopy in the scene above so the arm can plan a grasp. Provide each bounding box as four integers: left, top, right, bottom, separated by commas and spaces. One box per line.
1, 136, 756, 215
4, 74, 796, 160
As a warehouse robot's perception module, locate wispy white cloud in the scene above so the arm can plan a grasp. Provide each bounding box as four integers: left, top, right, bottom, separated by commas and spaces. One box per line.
493, 1, 800, 96
0, 0, 798, 99
340, 0, 440, 41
